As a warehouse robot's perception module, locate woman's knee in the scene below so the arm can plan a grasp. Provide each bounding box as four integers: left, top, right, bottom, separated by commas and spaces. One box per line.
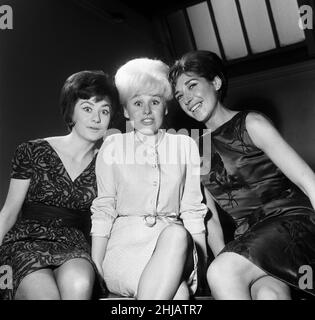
55, 259, 95, 295
253, 285, 290, 300
70, 274, 94, 294
15, 269, 61, 300
207, 253, 234, 281
251, 277, 291, 300
159, 224, 192, 252
206, 257, 225, 288
207, 253, 251, 288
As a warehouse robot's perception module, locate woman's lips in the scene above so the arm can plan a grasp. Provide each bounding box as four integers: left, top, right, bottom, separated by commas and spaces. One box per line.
142, 118, 154, 125
88, 127, 101, 132
191, 102, 202, 113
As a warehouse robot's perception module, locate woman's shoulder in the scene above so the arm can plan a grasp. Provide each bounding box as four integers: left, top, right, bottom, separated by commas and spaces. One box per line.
165, 131, 194, 142
165, 132, 200, 154
15, 138, 49, 151
97, 132, 127, 161
11, 139, 49, 171
42, 136, 60, 144
245, 109, 270, 120
245, 111, 274, 132
100, 132, 127, 148
42, 136, 68, 149
243, 110, 278, 150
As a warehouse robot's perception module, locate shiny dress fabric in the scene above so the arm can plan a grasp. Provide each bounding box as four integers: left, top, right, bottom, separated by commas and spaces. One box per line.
201, 110, 315, 296
0, 140, 98, 300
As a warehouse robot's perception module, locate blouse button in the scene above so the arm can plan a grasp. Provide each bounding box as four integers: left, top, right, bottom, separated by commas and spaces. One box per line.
153, 181, 158, 187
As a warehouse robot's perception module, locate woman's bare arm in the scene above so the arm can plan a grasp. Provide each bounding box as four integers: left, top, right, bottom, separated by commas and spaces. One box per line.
246, 112, 315, 209
0, 178, 30, 244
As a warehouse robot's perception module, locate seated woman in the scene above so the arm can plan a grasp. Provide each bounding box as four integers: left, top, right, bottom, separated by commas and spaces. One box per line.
90, 58, 208, 300
169, 50, 315, 299
0, 70, 119, 300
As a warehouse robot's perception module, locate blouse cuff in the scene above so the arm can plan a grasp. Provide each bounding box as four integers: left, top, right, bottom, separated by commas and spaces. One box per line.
183, 218, 206, 235
90, 219, 111, 237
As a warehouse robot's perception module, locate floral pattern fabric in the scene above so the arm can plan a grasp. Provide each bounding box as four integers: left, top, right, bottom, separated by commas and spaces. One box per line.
0, 139, 98, 299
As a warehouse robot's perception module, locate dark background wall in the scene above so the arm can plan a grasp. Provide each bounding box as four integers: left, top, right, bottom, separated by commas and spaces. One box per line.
1, 0, 315, 205
0, 0, 167, 203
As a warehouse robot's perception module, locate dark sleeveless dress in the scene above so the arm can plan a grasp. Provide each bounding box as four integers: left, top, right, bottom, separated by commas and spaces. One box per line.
0, 139, 98, 300
201, 110, 315, 297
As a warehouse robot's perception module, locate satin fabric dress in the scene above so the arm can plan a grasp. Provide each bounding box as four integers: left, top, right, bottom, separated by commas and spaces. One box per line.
201, 110, 315, 297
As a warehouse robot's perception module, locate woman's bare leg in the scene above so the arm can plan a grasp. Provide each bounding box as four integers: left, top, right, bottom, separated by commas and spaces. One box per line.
207, 252, 291, 300
250, 275, 291, 300
137, 224, 194, 300
54, 258, 95, 300
15, 269, 60, 300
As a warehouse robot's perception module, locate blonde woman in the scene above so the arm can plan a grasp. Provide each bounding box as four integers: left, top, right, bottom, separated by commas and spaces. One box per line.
91, 58, 207, 300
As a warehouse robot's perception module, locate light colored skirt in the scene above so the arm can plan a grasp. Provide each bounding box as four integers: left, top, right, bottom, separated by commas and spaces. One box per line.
102, 216, 198, 298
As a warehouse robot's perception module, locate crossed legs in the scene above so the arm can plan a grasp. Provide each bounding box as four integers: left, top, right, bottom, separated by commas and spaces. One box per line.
137, 224, 194, 300
206, 252, 291, 300
15, 258, 95, 300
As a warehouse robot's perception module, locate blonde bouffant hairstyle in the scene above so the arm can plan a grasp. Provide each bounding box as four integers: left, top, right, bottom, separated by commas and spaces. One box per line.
114, 58, 173, 106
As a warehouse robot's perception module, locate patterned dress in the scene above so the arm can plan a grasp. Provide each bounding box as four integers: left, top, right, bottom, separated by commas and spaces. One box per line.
201, 110, 315, 297
0, 139, 97, 299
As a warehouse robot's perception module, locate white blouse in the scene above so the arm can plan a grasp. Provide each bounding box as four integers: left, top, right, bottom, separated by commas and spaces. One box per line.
90, 130, 207, 237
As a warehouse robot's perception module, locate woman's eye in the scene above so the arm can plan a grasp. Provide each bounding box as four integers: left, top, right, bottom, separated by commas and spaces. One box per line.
176, 94, 183, 102
134, 101, 142, 107
83, 106, 92, 112
152, 99, 161, 105
189, 83, 196, 90
102, 109, 110, 115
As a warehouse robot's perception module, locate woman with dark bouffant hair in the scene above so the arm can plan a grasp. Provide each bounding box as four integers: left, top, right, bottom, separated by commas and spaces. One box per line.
0, 70, 119, 300
169, 50, 315, 300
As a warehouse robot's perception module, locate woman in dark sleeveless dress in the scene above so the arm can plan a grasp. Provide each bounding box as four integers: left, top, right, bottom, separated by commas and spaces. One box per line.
0, 70, 118, 299
169, 50, 315, 299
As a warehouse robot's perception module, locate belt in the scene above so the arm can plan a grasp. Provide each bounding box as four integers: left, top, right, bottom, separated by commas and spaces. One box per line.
21, 203, 91, 238
119, 213, 181, 227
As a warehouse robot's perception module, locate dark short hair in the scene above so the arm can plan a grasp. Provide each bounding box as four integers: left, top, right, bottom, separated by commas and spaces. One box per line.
60, 70, 119, 131
168, 50, 228, 101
